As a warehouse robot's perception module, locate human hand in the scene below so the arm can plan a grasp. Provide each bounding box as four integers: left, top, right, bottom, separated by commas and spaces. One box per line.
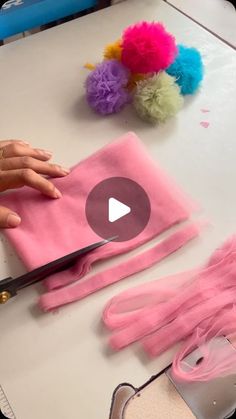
0, 139, 70, 228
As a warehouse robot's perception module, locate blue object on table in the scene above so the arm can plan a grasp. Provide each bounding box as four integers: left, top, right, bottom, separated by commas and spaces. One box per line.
0, 0, 97, 40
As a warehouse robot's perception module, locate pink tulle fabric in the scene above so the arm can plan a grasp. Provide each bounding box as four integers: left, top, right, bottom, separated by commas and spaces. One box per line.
39, 222, 201, 311
0, 132, 196, 309
103, 236, 236, 381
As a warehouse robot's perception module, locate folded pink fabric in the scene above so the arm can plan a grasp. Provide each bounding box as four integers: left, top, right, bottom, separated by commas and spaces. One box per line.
0, 132, 196, 307
103, 236, 236, 382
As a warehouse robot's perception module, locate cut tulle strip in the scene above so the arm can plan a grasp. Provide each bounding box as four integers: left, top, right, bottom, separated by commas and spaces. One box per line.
142, 290, 235, 357
103, 270, 196, 330
39, 222, 201, 312
103, 235, 236, 381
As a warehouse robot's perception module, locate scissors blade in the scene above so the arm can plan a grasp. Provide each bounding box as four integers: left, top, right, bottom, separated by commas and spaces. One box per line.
0, 236, 117, 299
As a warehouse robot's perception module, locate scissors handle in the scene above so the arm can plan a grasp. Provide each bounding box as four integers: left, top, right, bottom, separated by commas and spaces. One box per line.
0, 257, 78, 302
0, 279, 13, 303
0, 237, 117, 304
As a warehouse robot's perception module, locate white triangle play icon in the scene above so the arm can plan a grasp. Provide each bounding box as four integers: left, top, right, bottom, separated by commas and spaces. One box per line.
108, 197, 131, 223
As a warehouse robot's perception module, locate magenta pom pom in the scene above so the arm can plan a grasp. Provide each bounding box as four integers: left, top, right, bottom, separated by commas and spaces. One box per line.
86, 59, 130, 115
121, 21, 177, 74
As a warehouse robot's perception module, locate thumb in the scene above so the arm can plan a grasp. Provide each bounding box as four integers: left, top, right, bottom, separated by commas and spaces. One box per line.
0, 206, 21, 228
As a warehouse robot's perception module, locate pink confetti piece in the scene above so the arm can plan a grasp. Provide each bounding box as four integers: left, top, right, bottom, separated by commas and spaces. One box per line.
200, 121, 210, 128
201, 109, 210, 113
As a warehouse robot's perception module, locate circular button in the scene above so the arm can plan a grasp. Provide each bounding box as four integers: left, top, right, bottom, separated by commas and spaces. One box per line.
85, 177, 151, 242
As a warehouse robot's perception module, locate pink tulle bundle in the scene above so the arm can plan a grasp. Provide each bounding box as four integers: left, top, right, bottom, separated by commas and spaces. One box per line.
103, 236, 236, 381
121, 21, 177, 73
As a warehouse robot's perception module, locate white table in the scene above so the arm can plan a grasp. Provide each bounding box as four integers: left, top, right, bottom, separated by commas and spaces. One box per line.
0, 1, 236, 418
166, 0, 236, 48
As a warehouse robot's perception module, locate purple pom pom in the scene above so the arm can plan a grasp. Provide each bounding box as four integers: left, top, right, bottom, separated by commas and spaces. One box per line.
86, 60, 130, 115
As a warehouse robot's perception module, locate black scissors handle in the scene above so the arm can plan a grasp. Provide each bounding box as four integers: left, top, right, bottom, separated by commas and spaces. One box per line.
0, 237, 116, 303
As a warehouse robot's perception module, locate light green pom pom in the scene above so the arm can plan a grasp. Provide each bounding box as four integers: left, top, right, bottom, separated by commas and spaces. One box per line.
134, 72, 183, 123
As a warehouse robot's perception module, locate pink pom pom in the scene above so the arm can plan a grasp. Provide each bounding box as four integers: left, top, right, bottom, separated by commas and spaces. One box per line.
121, 21, 177, 74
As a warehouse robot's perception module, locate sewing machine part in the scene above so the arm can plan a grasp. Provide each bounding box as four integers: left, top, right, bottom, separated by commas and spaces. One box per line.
167, 337, 236, 419
0, 385, 15, 419
109, 384, 136, 419
109, 337, 236, 419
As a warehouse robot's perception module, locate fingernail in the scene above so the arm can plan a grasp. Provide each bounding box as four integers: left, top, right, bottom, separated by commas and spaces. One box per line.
53, 188, 62, 198
19, 141, 30, 146
60, 167, 70, 175
38, 149, 52, 158
7, 213, 21, 227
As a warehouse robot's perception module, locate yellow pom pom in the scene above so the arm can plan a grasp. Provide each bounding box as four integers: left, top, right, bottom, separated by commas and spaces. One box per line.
84, 63, 96, 71
104, 40, 122, 61
127, 73, 146, 90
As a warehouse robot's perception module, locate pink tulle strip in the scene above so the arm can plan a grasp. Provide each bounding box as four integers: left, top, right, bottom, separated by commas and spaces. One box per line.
103, 235, 236, 381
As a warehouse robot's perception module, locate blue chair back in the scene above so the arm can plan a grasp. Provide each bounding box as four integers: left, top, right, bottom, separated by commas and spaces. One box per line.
0, 0, 97, 40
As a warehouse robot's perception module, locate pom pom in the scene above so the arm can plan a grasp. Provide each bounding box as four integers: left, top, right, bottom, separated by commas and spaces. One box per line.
121, 21, 177, 74
127, 73, 147, 90
104, 40, 122, 61
86, 59, 130, 115
167, 44, 204, 95
134, 72, 183, 123
84, 62, 96, 70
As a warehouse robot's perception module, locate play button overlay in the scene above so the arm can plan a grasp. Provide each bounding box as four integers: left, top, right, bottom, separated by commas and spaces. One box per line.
85, 177, 151, 242
108, 198, 131, 222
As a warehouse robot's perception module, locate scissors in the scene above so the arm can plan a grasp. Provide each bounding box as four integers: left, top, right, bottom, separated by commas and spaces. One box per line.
0, 236, 116, 304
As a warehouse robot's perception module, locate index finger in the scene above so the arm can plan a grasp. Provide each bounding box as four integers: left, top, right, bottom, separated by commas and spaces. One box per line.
2, 143, 52, 161
0, 139, 30, 148
0, 169, 62, 199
